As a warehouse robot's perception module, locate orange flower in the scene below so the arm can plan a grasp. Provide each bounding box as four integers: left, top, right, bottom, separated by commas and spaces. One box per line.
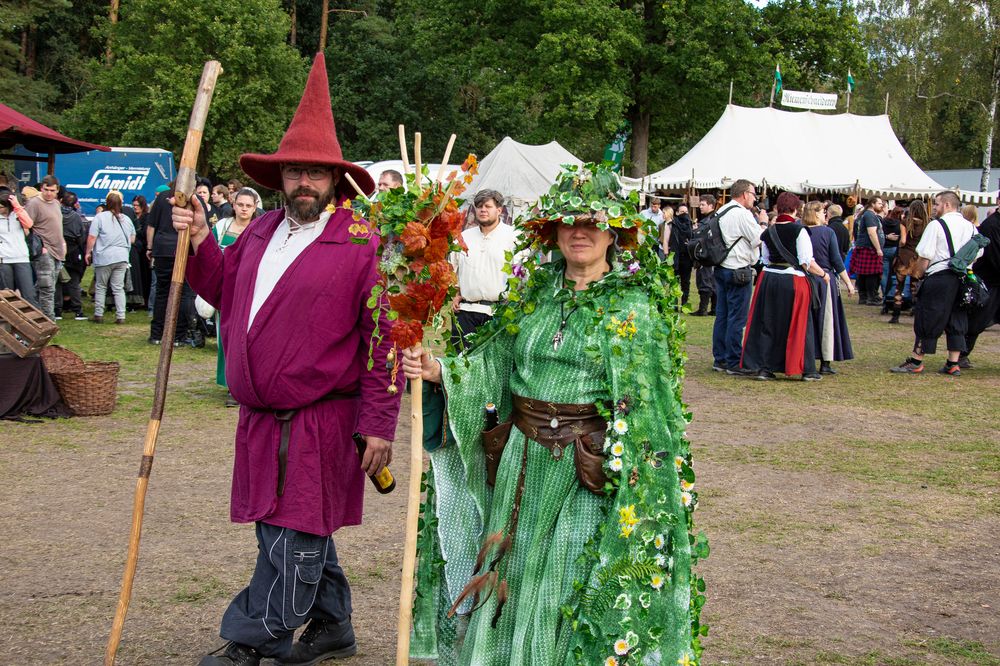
390, 320, 424, 349
401, 221, 431, 257
461, 154, 479, 175
424, 236, 450, 262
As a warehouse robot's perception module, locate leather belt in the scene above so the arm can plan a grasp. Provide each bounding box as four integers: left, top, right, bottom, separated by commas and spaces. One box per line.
511, 395, 605, 460
259, 390, 359, 496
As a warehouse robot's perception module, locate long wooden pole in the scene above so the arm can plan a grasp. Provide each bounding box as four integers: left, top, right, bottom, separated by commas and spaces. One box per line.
104, 60, 222, 666
395, 135, 427, 665
395, 377, 423, 665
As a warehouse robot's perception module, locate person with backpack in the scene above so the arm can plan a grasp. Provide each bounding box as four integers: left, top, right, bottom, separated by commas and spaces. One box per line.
669, 204, 695, 306
708, 179, 764, 374
891, 191, 984, 376
85, 191, 135, 324
692, 194, 719, 316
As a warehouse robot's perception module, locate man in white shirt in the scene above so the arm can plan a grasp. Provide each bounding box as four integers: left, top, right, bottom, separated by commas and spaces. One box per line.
451, 188, 518, 348
711, 178, 764, 374
892, 190, 982, 376
640, 198, 666, 258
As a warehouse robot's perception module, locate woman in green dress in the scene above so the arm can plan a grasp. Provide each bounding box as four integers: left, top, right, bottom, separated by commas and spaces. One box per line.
212, 187, 260, 403
402, 164, 708, 666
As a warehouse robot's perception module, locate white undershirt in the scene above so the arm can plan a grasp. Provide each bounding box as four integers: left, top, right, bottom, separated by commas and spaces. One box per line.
248, 210, 330, 329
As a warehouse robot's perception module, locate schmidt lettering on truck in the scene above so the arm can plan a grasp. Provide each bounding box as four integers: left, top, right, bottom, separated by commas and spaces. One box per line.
18, 147, 175, 216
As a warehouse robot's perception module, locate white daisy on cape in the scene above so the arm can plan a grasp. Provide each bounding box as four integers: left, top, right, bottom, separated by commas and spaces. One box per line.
650, 573, 665, 590
613, 418, 629, 434
614, 638, 630, 656
610, 441, 625, 457
680, 479, 695, 492
609, 457, 623, 472
674, 455, 684, 470
653, 533, 665, 549
604, 658, 619, 666
681, 491, 693, 507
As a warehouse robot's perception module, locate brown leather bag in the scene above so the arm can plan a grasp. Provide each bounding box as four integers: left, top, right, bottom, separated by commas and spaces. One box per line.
482, 421, 513, 486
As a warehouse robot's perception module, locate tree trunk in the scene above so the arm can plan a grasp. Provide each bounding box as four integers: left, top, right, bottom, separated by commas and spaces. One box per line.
318, 0, 329, 52
628, 107, 650, 179
25, 25, 37, 78
981, 46, 1000, 192
106, 0, 120, 64
289, 0, 297, 46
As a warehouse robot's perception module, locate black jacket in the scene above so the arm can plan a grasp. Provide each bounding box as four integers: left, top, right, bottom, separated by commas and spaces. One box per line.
973, 211, 1000, 287
827, 216, 850, 258
149, 190, 178, 257
669, 214, 694, 255
61, 205, 87, 272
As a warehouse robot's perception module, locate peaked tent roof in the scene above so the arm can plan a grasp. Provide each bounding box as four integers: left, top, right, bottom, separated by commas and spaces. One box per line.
465, 137, 582, 208
645, 104, 995, 205
0, 102, 109, 154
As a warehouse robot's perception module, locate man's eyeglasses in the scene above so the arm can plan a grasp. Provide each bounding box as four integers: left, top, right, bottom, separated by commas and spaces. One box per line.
282, 166, 332, 181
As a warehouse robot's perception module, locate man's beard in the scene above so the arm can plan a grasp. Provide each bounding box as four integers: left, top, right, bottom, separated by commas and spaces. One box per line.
285, 184, 336, 222
477, 216, 498, 227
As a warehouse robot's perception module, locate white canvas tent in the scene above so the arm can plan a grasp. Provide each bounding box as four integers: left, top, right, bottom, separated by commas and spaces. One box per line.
645, 104, 996, 205
465, 137, 582, 214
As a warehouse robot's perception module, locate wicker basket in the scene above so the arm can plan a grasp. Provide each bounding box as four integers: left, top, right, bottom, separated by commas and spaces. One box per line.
40, 345, 119, 416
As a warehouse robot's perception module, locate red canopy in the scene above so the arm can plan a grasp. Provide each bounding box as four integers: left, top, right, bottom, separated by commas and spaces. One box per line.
0, 102, 109, 154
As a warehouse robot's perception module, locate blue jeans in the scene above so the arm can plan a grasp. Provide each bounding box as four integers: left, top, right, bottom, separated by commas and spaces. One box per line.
713, 267, 753, 368
881, 246, 898, 300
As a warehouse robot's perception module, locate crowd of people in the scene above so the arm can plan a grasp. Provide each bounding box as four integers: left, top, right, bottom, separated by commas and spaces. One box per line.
646, 183, 1000, 380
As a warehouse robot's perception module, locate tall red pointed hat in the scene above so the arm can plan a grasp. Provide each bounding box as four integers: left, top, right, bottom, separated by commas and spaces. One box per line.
239, 53, 375, 196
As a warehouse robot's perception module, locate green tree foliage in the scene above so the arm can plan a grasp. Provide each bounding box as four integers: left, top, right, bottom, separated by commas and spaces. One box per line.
61, 0, 306, 181
857, 0, 1000, 180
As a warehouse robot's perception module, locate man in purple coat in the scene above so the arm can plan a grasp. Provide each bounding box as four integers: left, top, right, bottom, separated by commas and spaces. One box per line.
175, 54, 403, 666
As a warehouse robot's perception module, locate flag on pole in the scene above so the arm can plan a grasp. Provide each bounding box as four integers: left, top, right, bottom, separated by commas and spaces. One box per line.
774, 64, 782, 95
847, 69, 856, 92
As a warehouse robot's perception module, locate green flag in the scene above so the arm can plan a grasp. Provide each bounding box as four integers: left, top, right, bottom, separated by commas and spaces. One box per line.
847, 69, 856, 92
774, 64, 782, 95
603, 121, 631, 172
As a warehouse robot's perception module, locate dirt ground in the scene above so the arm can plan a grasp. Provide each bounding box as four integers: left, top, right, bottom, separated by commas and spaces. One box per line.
1, 302, 999, 665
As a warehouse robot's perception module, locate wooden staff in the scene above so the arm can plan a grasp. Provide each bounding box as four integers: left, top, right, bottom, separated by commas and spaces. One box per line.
104, 60, 222, 666
435, 133, 456, 183
395, 133, 443, 665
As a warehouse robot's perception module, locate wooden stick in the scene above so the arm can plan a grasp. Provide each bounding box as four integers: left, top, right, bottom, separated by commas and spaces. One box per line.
104, 60, 222, 666
398, 125, 411, 175
395, 376, 423, 665
435, 134, 456, 184
343, 172, 370, 201
413, 132, 422, 192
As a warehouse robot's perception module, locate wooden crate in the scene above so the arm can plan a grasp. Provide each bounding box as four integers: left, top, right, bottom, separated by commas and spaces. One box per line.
0, 289, 59, 357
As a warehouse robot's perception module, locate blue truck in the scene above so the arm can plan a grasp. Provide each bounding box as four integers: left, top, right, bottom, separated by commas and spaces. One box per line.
16, 147, 175, 216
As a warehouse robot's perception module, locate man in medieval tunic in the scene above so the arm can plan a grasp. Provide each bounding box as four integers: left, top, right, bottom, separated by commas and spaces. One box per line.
173, 54, 404, 666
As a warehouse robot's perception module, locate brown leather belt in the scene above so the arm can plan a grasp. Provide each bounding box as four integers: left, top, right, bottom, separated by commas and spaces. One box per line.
511, 395, 605, 461
262, 390, 359, 496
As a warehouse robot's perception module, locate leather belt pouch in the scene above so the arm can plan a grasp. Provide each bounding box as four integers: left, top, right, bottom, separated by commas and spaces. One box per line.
482, 421, 513, 487
574, 431, 610, 495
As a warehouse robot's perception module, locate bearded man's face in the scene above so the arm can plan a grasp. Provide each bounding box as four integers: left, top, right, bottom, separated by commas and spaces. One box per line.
281, 164, 338, 221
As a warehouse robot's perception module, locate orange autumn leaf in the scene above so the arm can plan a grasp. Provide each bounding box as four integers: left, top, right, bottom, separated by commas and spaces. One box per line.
390, 320, 424, 349
429, 209, 464, 239
424, 236, 450, 262
428, 260, 456, 288
401, 221, 431, 257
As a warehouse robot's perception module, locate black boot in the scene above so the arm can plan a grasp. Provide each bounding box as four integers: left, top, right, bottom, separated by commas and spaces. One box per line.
199, 642, 262, 666
708, 292, 717, 316
277, 618, 357, 665
889, 306, 900, 324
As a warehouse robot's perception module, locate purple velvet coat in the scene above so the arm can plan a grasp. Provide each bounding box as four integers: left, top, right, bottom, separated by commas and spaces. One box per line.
187, 202, 403, 536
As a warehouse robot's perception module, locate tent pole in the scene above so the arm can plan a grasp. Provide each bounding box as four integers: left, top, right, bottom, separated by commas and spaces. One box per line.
884, 93, 889, 115
46, 153, 55, 176
729, 80, 733, 105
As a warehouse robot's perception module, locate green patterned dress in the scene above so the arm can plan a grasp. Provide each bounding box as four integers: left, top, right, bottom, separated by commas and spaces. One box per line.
412, 261, 707, 666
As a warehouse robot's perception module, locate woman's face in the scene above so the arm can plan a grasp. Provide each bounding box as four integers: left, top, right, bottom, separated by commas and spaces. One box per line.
556, 221, 614, 270
233, 194, 256, 222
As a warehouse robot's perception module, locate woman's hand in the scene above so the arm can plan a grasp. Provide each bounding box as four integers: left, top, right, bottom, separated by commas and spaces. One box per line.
402, 345, 442, 383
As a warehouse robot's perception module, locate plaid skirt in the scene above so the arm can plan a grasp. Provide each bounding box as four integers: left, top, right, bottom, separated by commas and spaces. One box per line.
849, 246, 882, 275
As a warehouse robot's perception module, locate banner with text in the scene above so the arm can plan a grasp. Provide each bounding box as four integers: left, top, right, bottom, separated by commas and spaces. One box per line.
780, 90, 838, 111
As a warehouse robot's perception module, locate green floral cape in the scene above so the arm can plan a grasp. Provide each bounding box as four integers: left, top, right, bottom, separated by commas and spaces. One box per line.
409, 252, 708, 666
